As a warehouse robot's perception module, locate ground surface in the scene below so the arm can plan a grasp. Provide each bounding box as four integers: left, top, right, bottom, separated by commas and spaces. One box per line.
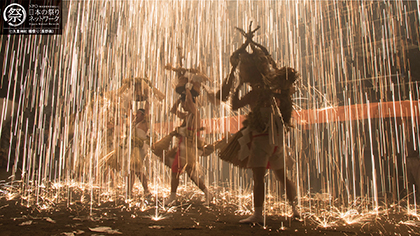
0, 194, 419, 236
0, 168, 419, 236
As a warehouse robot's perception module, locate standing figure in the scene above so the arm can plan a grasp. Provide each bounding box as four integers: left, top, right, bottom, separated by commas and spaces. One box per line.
165, 87, 212, 205
98, 77, 163, 198
231, 84, 299, 223
217, 22, 300, 223
103, 107, 152, 198
125, 108, 152, 197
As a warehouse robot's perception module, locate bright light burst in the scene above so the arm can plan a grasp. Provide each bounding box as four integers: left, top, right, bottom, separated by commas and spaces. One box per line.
0, 0, 419, 232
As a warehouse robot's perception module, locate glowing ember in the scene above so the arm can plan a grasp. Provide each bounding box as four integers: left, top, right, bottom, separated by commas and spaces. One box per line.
0, 0, 419, 233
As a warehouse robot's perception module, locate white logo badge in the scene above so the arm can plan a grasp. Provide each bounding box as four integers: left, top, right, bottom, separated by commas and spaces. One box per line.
3, 3, 27, 27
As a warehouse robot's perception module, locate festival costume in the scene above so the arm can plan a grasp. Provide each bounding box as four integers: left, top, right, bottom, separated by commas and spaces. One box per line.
105, 121, 149, 175
171, 113, 204, 174
217, 23, 300, 222
218, 24, 299, 171
128, 125, 150, 173
224, 106, 288, 170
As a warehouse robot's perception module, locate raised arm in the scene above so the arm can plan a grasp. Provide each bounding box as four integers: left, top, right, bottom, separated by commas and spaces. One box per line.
184, 88, 197, 115
231, 88, 258, 111
170, 97, 187, 119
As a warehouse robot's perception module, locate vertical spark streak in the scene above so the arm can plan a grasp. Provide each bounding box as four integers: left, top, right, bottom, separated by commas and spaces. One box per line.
0, 1, 418, 226
409, 92, 417, 151
366, 94, 378, 212
414, 184, 417, 215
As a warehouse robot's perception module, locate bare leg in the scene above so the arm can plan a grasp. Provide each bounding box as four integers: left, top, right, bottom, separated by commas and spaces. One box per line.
252, 167, 266, 208
127, 171, 136, 198
164, 172, 179, 205
273, 168, 299, 217
240, 167, 265, 223
185, 165, 207, 193
185, 165, 212, 204
171, 172, 180, 193
136, 171, 150, 195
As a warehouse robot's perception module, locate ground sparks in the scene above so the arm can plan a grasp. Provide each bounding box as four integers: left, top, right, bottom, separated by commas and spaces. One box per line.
0, 0, 419, 233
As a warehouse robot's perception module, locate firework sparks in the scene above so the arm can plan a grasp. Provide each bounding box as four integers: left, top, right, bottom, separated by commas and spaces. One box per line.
0, 0, 419, 234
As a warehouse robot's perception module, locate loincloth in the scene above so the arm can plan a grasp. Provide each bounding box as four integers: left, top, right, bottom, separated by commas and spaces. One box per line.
171, 128, 204, 173
218, 110, 286, 168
